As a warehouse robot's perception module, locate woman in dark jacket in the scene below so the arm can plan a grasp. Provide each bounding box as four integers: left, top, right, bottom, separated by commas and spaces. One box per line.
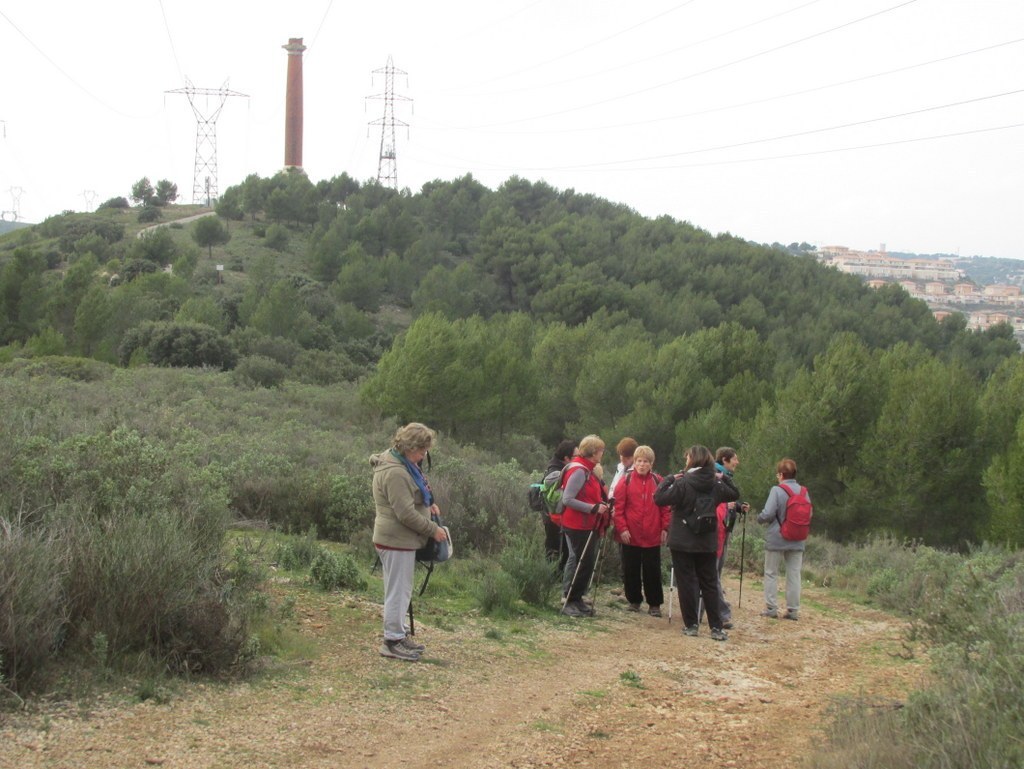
541, 439, 577, 569
654, 444, 739, 641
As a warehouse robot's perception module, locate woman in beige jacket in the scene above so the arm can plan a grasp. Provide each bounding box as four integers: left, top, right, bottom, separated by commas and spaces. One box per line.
371, 423, 448, 661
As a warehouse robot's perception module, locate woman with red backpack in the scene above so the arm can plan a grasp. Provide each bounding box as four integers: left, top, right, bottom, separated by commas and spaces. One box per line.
756, 457, 812, 621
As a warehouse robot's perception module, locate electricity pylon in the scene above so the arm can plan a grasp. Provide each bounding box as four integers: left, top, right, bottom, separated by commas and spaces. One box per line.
166, 79, 248, 205
367, 56, 411, 189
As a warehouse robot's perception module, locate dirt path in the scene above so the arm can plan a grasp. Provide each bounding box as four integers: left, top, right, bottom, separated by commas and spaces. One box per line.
0, 576, 924, 769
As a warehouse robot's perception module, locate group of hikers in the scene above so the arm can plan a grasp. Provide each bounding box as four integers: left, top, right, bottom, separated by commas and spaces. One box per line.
370, 422, 809, 661
541, 435, 809, 641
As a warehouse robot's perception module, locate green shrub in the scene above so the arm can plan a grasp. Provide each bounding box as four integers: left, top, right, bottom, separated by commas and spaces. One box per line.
232, 355, 287, 389
24, 328, 67, 357
0, 426, 249, 686
309, 549, 368, 592
815, 546, 1024, 769
226, 450, 298, 524
499, 529, 559, 607
323, 474, 374, 542
866, 567, 899, 598
265, 224, 289, 251
1, 355, 113, 382
275, 527, 321, 571
291, 349, 363, 385
137, 207, 162, 223
431, 457, 522, 554
118, 321, 237, 370
0, 522, 68, 688
474, 569, 520, 617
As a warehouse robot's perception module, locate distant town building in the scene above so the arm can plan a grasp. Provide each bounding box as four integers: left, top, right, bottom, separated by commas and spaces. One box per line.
817, 244, 1024, 347
818, 245, 963, 282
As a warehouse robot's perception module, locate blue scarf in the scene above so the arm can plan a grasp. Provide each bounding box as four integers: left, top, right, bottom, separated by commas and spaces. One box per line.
392, 449, 433, 507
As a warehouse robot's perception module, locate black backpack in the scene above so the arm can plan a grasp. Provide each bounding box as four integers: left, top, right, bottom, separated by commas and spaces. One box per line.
684, 487, 718, 535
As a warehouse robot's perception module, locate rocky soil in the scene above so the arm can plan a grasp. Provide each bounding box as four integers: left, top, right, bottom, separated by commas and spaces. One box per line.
0, 574, 924, 769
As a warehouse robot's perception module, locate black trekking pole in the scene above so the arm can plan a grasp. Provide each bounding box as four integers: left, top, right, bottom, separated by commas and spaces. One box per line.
738, 510, 748, 609
561, 529, 595, 610
586, 527, 611, 616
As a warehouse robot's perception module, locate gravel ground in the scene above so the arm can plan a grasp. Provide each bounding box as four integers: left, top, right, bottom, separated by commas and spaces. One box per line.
0, 575, 923, 769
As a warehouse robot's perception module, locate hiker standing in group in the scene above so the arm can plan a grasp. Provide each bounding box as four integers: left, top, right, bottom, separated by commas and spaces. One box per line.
612, 445, 670, 617
608, 437, 638, 502
370, 423, 448, 661
608, 437, 637, 589
757, 458, 810, 621
541, 439, 577, 570
707, 447, 750, 629
655, 444, 739, 640
559, 434, 611, 618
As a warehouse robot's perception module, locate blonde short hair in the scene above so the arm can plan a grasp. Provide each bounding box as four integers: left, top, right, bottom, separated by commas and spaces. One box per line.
392, 422, 436, 454
577, 434, 605, 458
633, 445, 655, 464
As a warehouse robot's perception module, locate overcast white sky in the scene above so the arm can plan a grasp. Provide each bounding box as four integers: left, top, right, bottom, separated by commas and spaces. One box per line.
1, 0, 1022, 258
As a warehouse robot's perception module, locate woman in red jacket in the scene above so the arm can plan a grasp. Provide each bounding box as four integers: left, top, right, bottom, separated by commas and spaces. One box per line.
612, 445, 670, 617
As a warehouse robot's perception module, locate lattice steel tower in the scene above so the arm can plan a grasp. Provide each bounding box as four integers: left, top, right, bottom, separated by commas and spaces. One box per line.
166, 79, 249, 205
367, 56, 411, 189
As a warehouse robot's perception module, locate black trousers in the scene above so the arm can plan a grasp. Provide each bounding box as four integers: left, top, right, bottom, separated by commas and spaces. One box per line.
621, 543, 664, 607
562, 528, 599, 602
670, 549, 723, 629
542, 513, 568, 572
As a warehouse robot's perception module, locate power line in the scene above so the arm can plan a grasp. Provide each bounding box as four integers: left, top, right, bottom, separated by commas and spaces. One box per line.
422, 37, 1024, 136
551, 87, 1024, 170
401, 120, 1024, 175
157, 0, 185, 83
632, 121, 1024, 171
463, 0, 921, 129
457, 0, 702, 89
451, 0, 826, 98
306, 0, 335, 55
0, 8, 157, 119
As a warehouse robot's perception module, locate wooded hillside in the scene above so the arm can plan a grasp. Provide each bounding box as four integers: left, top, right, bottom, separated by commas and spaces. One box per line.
1, 172, 1022, 549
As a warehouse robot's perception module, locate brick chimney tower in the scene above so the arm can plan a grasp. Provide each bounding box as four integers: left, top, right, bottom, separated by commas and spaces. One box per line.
282, 37, 307, 170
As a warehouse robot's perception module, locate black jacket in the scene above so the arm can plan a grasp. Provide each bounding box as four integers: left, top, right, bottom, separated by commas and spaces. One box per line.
654, 465, 739, 553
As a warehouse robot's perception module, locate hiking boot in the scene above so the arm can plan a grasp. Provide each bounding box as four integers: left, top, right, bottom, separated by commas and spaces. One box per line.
722, 619, 734, 629
783, 612, 799, 621
627, 603, 641, 612
710, 627, 728, 642
682, 625, 699, 637
648, 606, 662, 618
760, 609, 778, 619
561, 602, 584, 618
380, 639, 420, 661
573, 600, 595, 617
399, 636, 425, 653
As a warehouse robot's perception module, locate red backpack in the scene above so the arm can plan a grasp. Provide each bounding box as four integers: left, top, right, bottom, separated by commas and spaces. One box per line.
778, 484, 812, 541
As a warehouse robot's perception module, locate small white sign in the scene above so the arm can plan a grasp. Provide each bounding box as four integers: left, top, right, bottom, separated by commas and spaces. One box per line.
216, 264, 224, 271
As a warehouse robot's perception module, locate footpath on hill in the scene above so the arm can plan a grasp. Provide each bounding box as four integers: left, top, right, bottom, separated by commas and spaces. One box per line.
0, 575, 924, 769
